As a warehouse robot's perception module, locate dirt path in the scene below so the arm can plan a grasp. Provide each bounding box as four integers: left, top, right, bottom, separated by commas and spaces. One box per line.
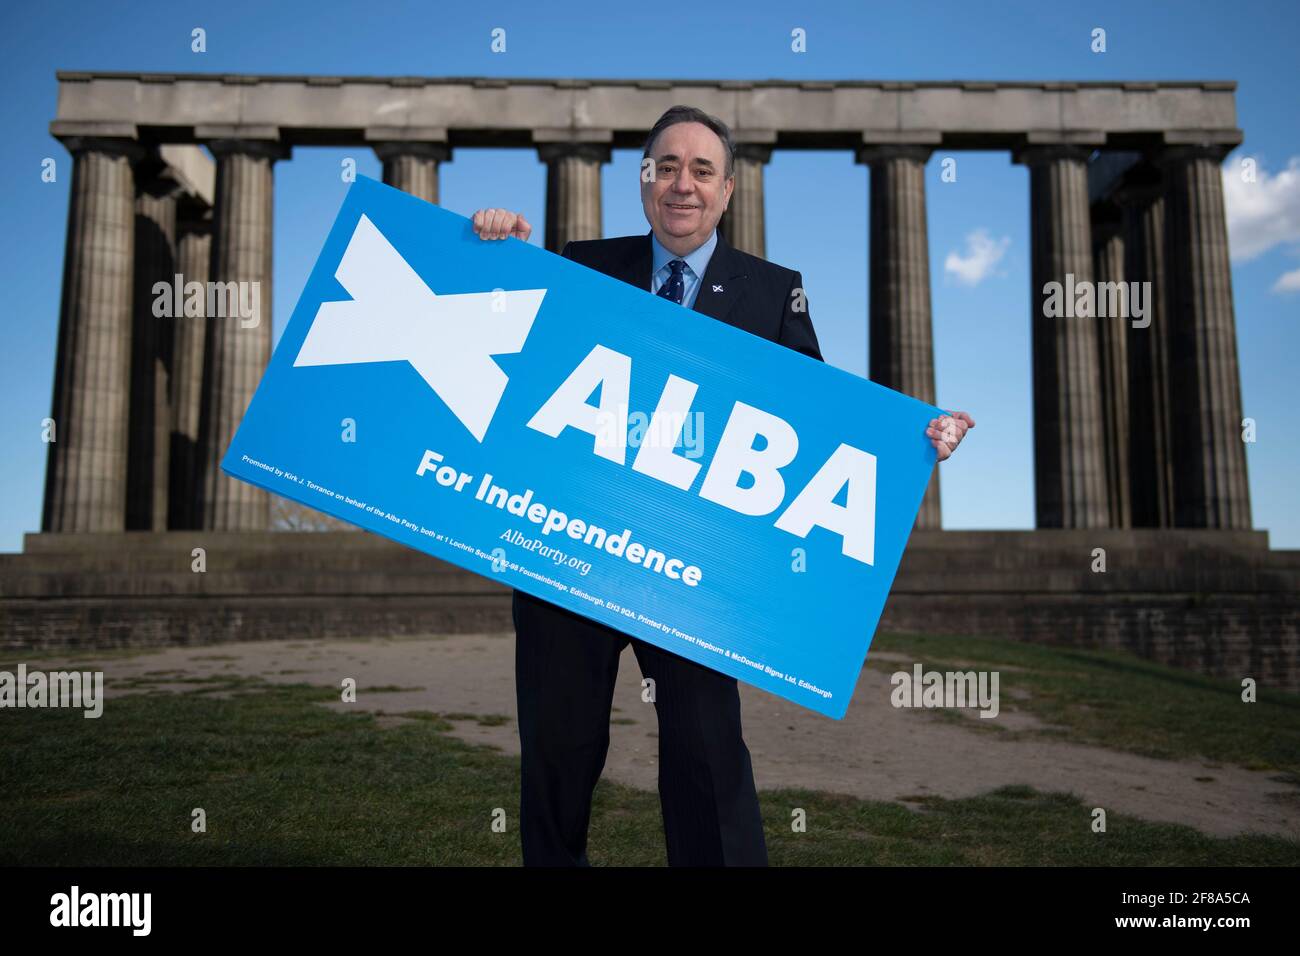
56, 632, 1300, 841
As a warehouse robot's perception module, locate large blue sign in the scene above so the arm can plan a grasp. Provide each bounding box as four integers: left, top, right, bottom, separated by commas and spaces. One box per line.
223, 176, 941, 718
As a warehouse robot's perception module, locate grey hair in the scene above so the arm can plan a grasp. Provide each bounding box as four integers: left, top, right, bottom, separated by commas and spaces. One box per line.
642, 105, 735, 180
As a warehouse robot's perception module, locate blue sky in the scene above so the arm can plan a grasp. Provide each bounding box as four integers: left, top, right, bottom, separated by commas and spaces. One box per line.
2, 0, 1297, 550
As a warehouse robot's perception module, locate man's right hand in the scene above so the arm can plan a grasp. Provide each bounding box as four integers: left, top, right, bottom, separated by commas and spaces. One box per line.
471, 208, 532, 242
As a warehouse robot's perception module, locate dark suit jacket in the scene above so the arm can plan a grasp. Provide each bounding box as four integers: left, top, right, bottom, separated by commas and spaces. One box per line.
558, 228, 824, 363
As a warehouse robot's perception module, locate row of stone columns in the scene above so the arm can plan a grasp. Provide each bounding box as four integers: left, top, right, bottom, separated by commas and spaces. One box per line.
41, 135, 1251, 535
736, 139, 1248, 531
1084, 146, 1251, 530
42, 136, 278, 534
42, 137, 453, 534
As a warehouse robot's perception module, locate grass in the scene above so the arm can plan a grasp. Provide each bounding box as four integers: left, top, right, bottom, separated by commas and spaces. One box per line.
2, 633, 1299, 866
865, 632, 1300, 779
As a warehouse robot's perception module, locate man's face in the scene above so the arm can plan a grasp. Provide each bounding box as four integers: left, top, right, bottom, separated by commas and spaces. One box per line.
641, 121, 734, 255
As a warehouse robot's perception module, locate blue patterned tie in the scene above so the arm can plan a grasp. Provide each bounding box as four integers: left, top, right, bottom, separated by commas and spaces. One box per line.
657, 258, 686, 305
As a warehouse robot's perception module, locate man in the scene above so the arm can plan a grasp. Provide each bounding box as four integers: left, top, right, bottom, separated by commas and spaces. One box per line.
472, 105, 974, 866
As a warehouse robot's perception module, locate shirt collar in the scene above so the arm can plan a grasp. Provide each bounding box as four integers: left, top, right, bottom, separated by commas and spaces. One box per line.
650, 228, 718, 281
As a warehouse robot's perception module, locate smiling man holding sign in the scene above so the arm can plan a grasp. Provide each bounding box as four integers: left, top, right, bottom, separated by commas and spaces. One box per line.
223, 105, 972, 870
483, 107, 972, 868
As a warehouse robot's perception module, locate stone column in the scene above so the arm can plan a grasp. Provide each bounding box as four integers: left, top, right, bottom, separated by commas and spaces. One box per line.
857, 145, 941, 528
1091, 200, 1131, 528
196, 138, 286, 531
1158, 145, 1251, 529
126, 178, 178, 531
376, 142, 451, 204
42, 136, 143, 533
718, 144, 771, 258
1115, 175, 1176, 528
167, 207, 211, 530
538, 142, 609, 252
1014, 145, 1109, 528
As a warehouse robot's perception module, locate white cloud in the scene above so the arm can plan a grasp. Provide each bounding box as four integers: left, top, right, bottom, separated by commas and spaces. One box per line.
1223, 156, 1300, 262
1271, 266, 1300, 294
943, 229, 1010, 286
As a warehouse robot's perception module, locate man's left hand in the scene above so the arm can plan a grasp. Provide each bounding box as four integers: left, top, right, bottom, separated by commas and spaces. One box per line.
928, 411, 975, 462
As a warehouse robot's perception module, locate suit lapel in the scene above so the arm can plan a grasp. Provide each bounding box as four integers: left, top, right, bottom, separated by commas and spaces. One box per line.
692, 230, 748, 331
621, 228, 749, 331
613, 232, 654, 293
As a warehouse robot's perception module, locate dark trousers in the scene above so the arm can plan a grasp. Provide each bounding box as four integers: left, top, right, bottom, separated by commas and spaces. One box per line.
512, 588, 768, 866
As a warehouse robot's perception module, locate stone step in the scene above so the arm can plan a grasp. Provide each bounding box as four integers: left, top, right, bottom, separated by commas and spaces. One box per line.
2, 590, 1296, 694
0, 550, 460, 574
3, 530, 1296, 692
5, 536, 1297, 576
2, 565, 1295, 599
5, 530, 1299, 598
0, 595, 516, 648
9, 553, 1294, 579
0, 569, 506, 599
16, 529, 1286, 556
898, 549, 1300, 573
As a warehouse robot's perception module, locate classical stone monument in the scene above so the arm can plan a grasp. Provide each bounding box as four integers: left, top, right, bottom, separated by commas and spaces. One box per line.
3, 72, 1296, 690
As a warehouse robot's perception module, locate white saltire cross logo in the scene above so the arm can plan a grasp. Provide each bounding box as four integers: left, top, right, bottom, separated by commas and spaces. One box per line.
293, 214, 546, 442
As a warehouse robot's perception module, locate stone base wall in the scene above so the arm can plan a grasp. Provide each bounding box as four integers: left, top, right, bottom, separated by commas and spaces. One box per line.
2, 530, 1297, 691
